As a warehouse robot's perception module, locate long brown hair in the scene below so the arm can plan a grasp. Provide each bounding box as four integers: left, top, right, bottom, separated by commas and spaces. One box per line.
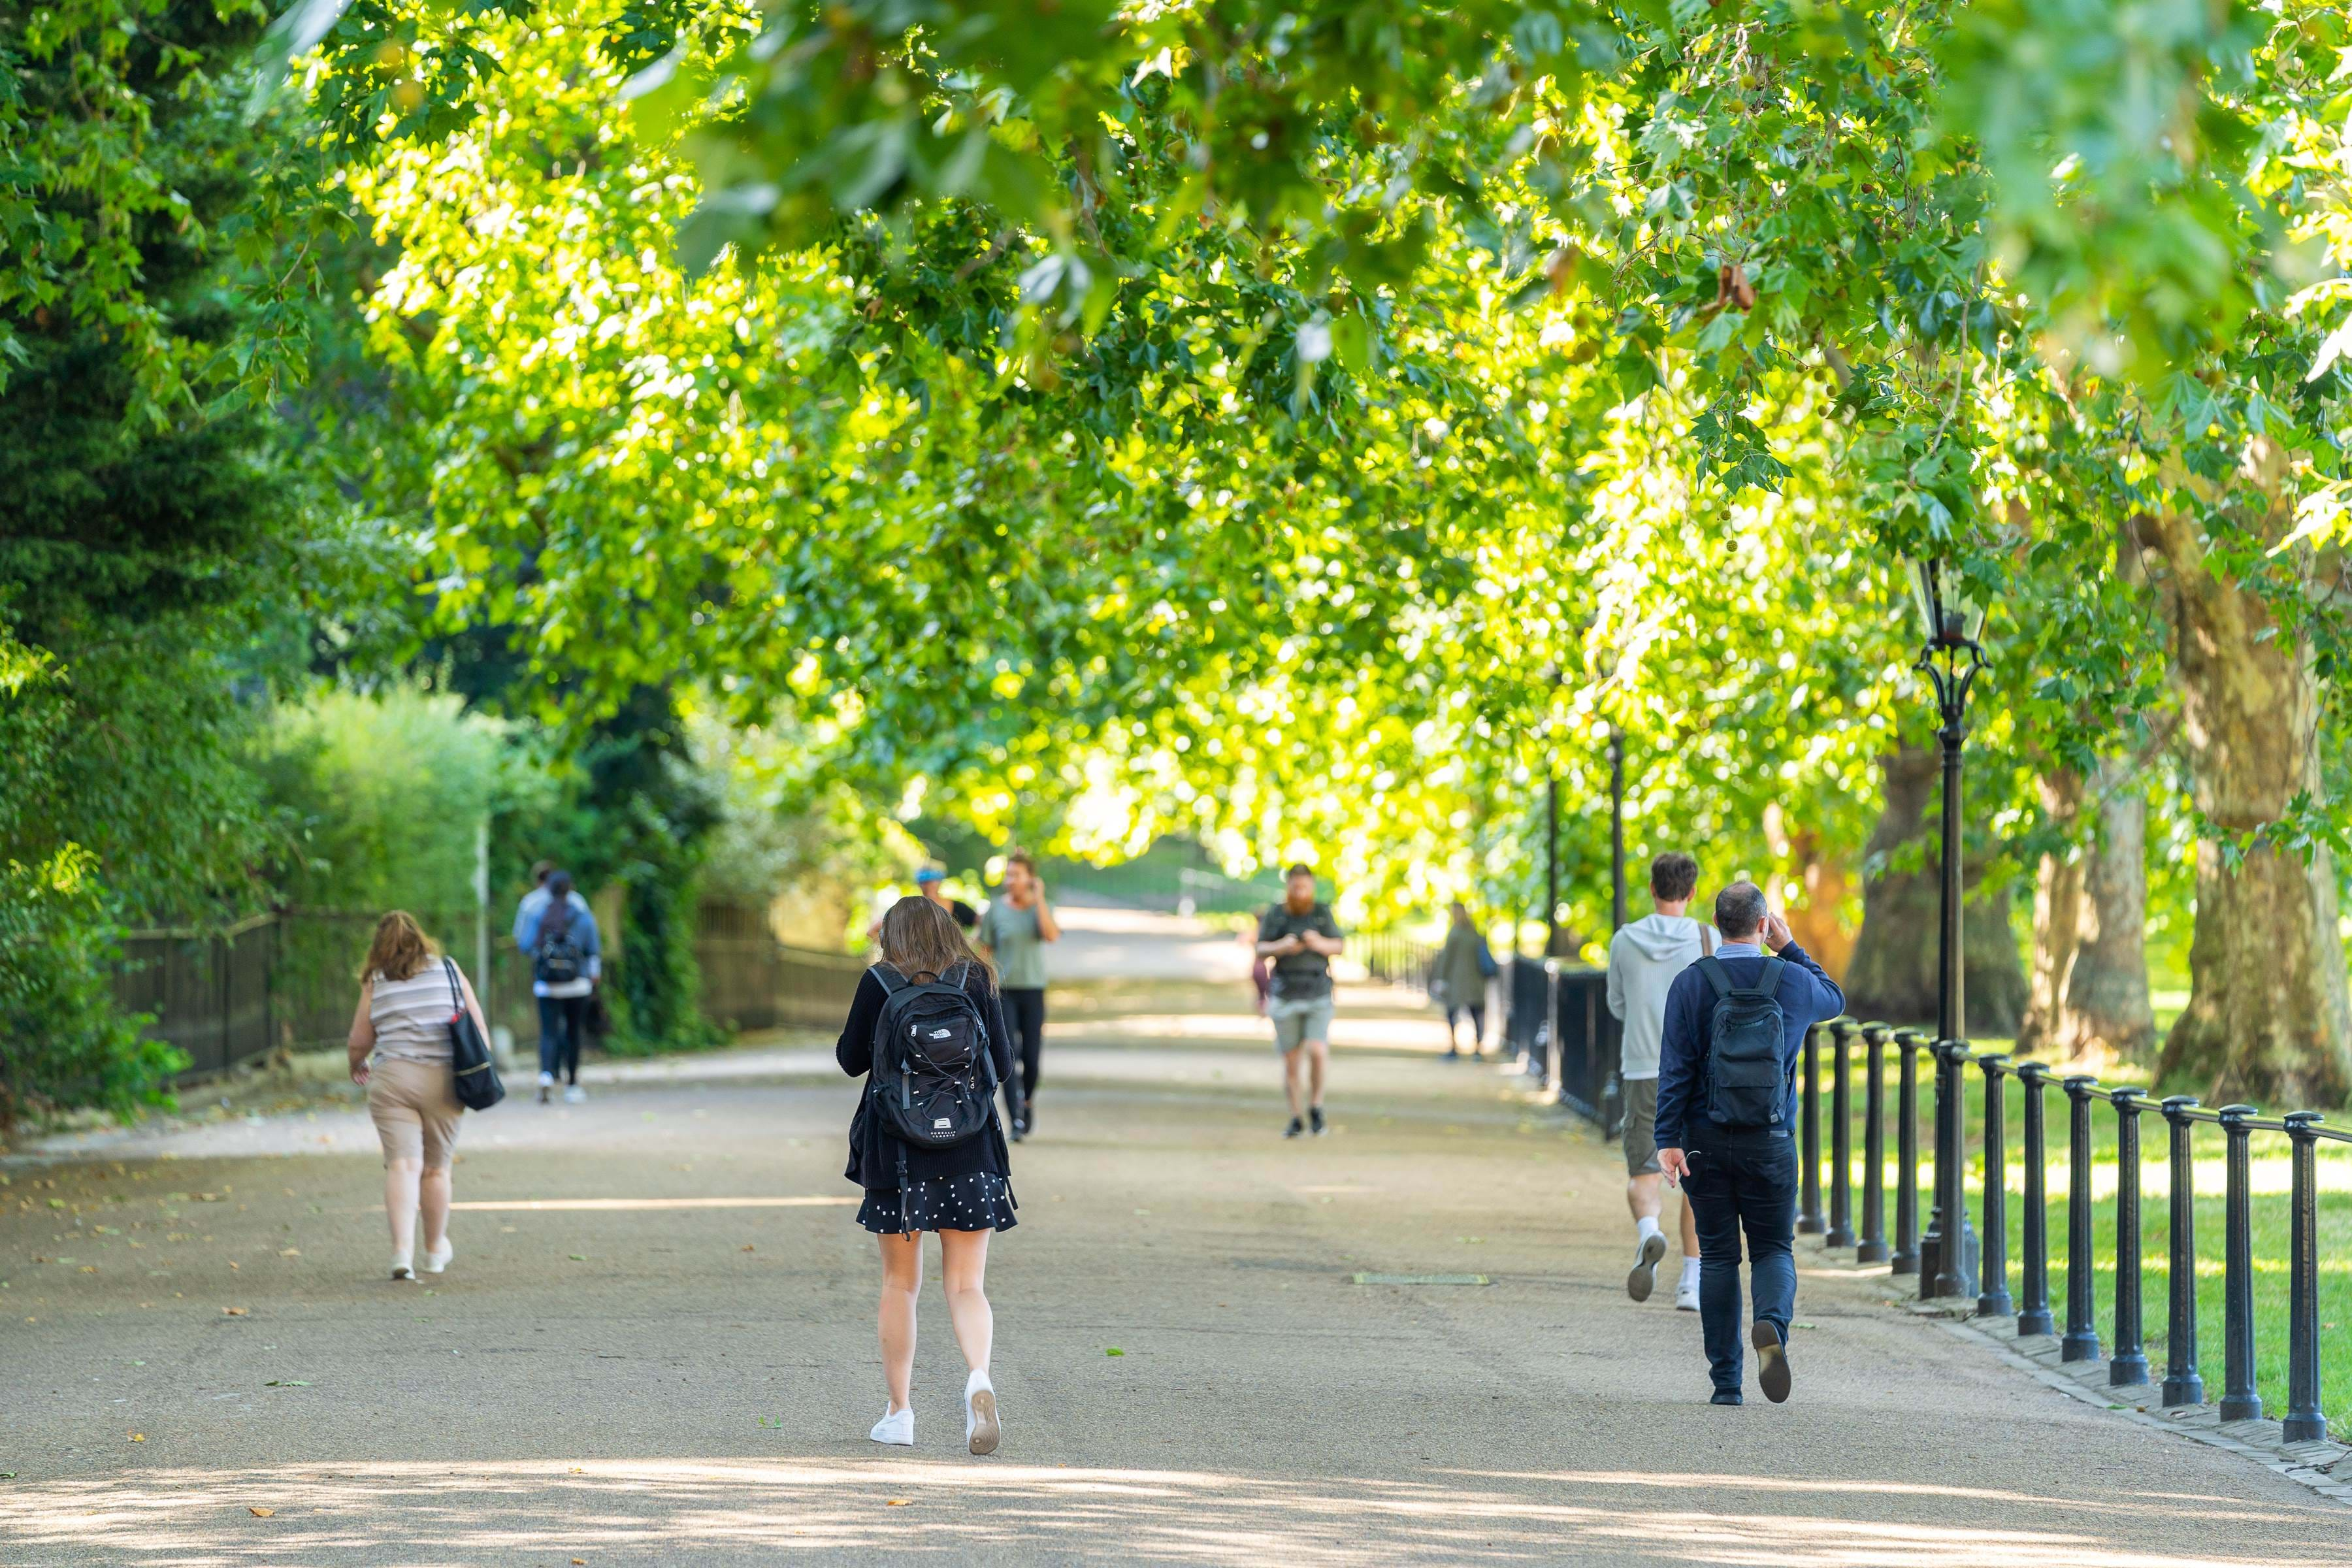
362, 911, 439, 983
877, 894, 992, 985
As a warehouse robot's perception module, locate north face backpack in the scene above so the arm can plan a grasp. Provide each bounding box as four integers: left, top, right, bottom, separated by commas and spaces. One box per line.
868, 962, 998, 1151
533, 900, 585, 987
1695, 955, 1789, 1128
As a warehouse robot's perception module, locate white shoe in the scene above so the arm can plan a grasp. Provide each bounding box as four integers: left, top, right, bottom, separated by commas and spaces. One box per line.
1675, 1277, 1701, 1313
964, 1371, 1000, 1456
537, 1071, 553, 1105
563, 1085, 586, 1104
870, 1404, 914, 1446
389, 1254, 414, 1281
1627, 1230, 1668, 1302
423, 1242, 453, 1275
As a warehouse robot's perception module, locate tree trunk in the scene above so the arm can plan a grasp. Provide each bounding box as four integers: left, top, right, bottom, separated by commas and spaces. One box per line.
2144, 490, 2351, 1105
1842, 745, 2031, 1036
2018, 762, 2154, 1062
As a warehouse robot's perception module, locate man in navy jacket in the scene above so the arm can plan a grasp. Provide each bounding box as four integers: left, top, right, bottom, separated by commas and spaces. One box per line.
1654, 881, 1844, 1405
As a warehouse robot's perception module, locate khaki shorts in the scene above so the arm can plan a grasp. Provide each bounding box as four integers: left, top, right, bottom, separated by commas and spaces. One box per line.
368, 1056, 463, 1169
1621, 1077, 1661, 1176
1269, 994, 1335, 1053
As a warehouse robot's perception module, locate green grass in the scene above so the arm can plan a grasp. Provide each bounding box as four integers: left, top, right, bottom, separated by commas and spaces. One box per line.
1803, 1045, 2351, 1441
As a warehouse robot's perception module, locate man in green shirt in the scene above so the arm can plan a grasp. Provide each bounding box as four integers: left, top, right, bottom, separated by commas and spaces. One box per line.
977, 850, 1059, 1140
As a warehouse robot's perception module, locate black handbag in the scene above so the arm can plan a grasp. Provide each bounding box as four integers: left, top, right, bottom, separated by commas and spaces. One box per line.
443, 958, 506, 1111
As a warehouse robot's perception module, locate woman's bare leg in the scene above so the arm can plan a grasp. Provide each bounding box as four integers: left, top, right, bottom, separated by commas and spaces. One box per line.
877, 1231, 923, 1411
938, 1228, 994, 1377
383, 1157, 421, 1262
419, 1166, 451, 1254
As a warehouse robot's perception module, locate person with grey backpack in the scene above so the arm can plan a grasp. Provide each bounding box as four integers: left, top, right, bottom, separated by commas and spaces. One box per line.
836, 895, 1025, 1456
1652, 881, 1844, 1407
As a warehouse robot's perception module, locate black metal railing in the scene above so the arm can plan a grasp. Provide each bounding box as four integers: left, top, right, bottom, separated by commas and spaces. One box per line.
1496, 956, 1621, 1131
1792, 1019, 2348, 1441
1354, 930, 1434, 991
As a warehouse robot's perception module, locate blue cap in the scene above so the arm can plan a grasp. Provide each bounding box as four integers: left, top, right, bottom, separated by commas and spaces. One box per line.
914, 866, 945, 884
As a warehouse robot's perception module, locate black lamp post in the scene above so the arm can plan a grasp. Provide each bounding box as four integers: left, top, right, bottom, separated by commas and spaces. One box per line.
1908, 555, 1988, 1302
1607, 727, 1627, 932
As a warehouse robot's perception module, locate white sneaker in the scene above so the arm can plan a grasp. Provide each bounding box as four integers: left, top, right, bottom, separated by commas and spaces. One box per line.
389, 1254, 414, 1281
1627, 1230, 1668, 1302
537, 1071, 553, 1104
1675, 1277, 1701, 1312
870, 1404, 914, 1446
563, 1085, 586, 1104
423, 1242, 453, 1275
964, 1370, 1000, 1456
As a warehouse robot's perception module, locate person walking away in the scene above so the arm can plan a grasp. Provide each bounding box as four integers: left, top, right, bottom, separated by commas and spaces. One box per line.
1431, 902, 1493, 1059
346, 911, 487, 1281
1654, 881, 1844, 1406
519, 871, 600, 1103
1256, 864, 1345, 1137
510, 859, 559, 949
977, 849, 1058, 1141
1607, 851, 1715, 1311
836, 896, 1025, 1455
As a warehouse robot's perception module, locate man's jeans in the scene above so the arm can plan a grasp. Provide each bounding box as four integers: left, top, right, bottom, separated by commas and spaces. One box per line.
536, 994, 589, 1085
1683, 1122, 1798, 1394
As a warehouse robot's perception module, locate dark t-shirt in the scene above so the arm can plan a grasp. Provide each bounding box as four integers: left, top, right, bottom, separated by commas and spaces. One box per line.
946, 898, 978, 931
1258, 902, 1343, 1001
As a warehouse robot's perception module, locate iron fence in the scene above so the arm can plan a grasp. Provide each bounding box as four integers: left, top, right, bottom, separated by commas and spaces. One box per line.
1791, 1021, 2349, 1441
1354, 930, 1433, 991
1497, 956, 1622, 1126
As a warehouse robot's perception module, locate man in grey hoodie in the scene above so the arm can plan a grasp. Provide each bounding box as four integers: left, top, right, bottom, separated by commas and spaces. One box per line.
1607, 851, 1714, 1310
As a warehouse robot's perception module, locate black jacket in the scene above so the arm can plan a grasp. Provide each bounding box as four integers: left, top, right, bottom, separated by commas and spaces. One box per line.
836, 965, 1021, 1191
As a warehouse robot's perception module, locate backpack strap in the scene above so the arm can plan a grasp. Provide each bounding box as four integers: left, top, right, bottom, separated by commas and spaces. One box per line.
943, 959, 970, 988
872, 962, 907, 996
1752, 956, 1786, 996
1695, 956, 1733, 999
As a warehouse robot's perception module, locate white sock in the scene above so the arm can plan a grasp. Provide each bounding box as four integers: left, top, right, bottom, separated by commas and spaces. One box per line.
966, 1367, 993, 1396
1680, 1257, 1702, 1284
1635, 1216, 1663, 1246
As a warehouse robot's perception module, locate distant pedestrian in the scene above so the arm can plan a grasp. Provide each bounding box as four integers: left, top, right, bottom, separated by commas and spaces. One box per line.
977, 850, 1059, 1141
1654, 881, 1844, 1406
1257, 864, 1345, 1137
1431, 902, 1495, 1058
347, 911, 486, 1281
836, 895, 1024, 1456
517, 870, 600, 1104
919, 865, 980, 932
510, 859, 559, 947
1607, 852, 1716, 1312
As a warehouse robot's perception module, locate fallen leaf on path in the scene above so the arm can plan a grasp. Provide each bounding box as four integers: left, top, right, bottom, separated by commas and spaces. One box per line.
248, 1507, 274, 1517
228, 1262, 238, 1271
263, 1380, 310, 1387
885, 1499, 911, 1507
568, 1254, 586, 1262
278, 1249, 300, 1258
1105, 1347, 1124, 1356
129, 1433, 144, 1442
740, 1245, 755, 1252
222, 1307, 248, 1316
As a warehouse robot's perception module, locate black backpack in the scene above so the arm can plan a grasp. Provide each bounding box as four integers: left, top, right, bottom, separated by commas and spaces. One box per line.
1696, 956, 1788, 1128
534, 899, 585, 986
869, 962, 998, 1152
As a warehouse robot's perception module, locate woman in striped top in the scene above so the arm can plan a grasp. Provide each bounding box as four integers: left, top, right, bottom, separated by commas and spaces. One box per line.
346, 911, 489, 1281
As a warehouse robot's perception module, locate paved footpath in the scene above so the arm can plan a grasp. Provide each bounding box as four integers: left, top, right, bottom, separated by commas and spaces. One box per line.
2, 919, 2344, 1565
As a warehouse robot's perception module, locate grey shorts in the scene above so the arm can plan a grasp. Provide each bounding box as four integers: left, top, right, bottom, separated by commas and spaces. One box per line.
1269, 994, 1334, 1053
1621, 1077, 1661, 1175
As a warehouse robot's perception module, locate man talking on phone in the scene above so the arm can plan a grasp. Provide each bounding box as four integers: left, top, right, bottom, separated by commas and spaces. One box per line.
1652, 881, 1843, 1406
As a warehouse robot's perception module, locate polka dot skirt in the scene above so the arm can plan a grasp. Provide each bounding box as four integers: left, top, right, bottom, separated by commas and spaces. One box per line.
858, 1171, 1019, 1235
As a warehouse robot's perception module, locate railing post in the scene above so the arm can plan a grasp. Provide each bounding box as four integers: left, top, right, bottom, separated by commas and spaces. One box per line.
2062, 1075, 2102, 1364
1978, 1054, 2013, 1317
1858, 1023, 1889, 1264
1893, 1029, 1924, 1275
2217, 1104, 2261, 1422
2015, 1063, 2054, 1336
1827, 1020, 1856, 1249
1930, 1039, 1976, 1300
1798, 1023, 1825, 1235
2282, 1112, 2327, 1442
2159, 1095, 2204, 1407
2108, 1087, 2149, 1387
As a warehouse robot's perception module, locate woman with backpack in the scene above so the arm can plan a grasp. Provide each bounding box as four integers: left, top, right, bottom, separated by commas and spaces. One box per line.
520, 870, 600, 1104
346, 911, 489, 1281
1432, 901, 1495, 1058
836, 895, 1025, 1456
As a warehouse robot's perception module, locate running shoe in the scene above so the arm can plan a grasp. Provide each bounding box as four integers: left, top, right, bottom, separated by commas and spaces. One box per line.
1627, 1230, 1668, 1302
